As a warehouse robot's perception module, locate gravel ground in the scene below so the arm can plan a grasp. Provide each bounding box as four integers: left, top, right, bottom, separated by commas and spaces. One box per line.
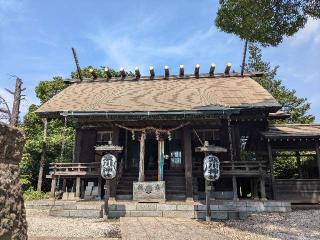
201, 210, 320, 240
26, 209, 320, 240
27, 209, 121, 240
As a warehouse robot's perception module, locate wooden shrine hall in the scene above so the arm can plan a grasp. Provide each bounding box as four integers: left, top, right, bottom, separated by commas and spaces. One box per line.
36, 64, 320, 203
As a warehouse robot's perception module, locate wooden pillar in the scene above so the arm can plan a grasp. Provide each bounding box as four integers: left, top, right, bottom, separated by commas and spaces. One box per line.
183, 127, 193, 200
316, 142, 320, 178
50, 176, 56, 198
62, 179, 67, 192
139, 132, 146, 182
296, 151, 302, 178
80, 179, 85, 199
253, 178, 259, 200
267, 142, 275, 199
124, 129, 128, 170
98, 177, 102, 199
75, 176, 81, 199
232, 176, 238, 201
74, 128, 82, 163
110, 126, 120, 199
260, 176, 266, 200
158, 139, 164, 181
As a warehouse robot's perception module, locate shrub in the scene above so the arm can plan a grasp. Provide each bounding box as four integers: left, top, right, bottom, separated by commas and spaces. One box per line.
23, 189, 50, 201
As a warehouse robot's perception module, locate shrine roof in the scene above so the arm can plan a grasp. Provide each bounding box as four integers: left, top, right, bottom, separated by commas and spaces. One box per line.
261, 124, 320, 139
36, 75, 281, 117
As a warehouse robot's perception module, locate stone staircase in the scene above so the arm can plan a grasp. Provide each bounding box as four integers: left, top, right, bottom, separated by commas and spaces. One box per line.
116, 169, 186, 200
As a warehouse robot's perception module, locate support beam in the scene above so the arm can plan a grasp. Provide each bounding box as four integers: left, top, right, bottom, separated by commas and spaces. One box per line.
139, 133, 146, 182
75, 176, 81, 199
110, 125, 120, 199
62, 179, 67, 192
183, 127, 193, 200
316, 142, 320, 178
98, 177, 102, 199
267, 142, 275, 199
253, 178, 259, 200
232, 176, 238, 201
74, 128, 82, 163
50, 176, 56, 198
158, 139, 164, 181
260, 176, 266, 200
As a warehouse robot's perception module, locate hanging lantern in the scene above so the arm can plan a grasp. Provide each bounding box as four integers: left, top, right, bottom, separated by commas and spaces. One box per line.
203, 154, 220, 182
101, 154, 117, 179
156, 130, 160, 141
131, 130, 135, 140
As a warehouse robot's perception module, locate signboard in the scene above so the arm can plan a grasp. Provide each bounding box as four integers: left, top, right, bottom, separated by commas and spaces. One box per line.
203, 154, 220, 181
101, 154, 117, 179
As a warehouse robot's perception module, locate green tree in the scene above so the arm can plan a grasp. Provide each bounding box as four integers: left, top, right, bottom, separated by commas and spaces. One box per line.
21, 67, 123, 191
215, 0, 315, 75
245, 43, 314, 124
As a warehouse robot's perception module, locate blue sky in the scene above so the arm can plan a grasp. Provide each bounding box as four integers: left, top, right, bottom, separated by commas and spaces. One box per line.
0, 0, 319, 121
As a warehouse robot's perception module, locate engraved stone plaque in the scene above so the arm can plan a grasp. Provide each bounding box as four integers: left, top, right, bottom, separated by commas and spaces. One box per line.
133, 181, 165, 202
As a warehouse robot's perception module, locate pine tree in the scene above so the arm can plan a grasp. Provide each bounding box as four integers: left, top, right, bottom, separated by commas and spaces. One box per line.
245, 44, 315, 123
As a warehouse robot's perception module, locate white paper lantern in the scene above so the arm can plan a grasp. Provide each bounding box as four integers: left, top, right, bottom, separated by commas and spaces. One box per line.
101, 154, 117, 179
203, 154, 220, 181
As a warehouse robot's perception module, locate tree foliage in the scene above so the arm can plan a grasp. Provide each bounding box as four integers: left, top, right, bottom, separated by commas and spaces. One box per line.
303, 0, 320, 18
21, 67, 123, 191
215, 0, 308, 46
245, 43, 314, 124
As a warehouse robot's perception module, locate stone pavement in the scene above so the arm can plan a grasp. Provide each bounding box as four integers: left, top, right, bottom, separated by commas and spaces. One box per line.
120, 217, 232, 240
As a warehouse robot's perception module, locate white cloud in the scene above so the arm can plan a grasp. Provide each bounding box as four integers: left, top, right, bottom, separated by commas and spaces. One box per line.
87, 24, 236, 74
289, 18, 320, 46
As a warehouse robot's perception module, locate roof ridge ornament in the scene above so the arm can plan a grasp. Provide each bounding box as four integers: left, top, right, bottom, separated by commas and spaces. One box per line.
164, 65, 169, 79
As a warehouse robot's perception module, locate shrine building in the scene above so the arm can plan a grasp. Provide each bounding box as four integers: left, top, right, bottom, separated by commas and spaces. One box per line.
36, 64, 320, 210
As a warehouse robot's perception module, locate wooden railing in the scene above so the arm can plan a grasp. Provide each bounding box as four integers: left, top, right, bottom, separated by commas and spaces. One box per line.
193, 161, 268, 176
49, 162, 100, 176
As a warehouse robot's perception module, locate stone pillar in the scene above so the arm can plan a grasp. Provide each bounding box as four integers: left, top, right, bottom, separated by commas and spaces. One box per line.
0, 123, 27, 239
183, 127, 193, 200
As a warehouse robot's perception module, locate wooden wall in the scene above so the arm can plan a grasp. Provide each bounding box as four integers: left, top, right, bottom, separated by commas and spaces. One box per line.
274, 179, 320, 203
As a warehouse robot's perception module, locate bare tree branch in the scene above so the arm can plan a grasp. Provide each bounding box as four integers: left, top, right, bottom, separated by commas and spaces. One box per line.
0, 95, 11, 121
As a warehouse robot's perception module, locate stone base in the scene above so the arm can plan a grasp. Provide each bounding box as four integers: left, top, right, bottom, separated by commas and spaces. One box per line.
27, 200, 291, 220
133, 181, 165, 202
